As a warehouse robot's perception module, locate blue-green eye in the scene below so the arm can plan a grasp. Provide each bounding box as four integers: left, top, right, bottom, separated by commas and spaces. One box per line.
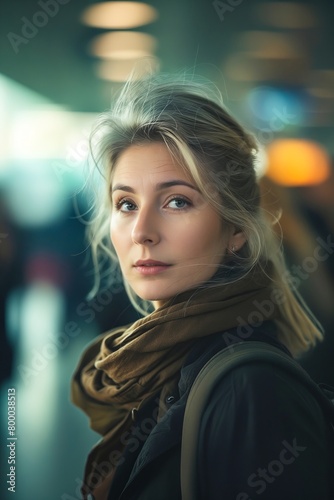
167, 197, 190, 209
116, 199, 137, 212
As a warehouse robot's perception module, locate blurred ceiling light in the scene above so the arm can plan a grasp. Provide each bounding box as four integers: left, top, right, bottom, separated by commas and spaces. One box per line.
266, 139, 330, 186
89, 31, 157, 60
225, 32, 308, 84
308, 87, 334, 99
238, 32, 304, 60
81, 1, 158, 29
308, 70, 334, 99
224, 53, 307, 84
255, 2, 317, 29
96, 56, 159, 81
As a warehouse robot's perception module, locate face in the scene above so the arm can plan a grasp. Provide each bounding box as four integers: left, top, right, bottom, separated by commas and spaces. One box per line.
110, 142, 234, 309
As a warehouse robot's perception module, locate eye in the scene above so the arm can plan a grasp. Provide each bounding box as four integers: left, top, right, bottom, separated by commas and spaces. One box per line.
115, 198, 137, 212
166, 196, 191, 210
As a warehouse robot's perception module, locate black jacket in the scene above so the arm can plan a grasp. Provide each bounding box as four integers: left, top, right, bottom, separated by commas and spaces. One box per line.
107, 323, 331, 500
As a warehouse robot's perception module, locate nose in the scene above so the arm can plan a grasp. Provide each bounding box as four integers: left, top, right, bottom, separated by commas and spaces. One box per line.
131, 206, 160, 246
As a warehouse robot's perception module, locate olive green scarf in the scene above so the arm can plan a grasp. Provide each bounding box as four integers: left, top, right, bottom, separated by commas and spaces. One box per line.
71, 263, 280, 499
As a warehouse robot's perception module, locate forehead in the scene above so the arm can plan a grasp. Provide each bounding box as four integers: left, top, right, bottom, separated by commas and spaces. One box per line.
112, 142, 191, 182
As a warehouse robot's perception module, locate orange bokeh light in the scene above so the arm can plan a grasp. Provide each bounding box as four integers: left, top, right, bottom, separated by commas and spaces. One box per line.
266, 139, 331, 186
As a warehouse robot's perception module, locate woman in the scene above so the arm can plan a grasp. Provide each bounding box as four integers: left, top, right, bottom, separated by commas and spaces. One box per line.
71, 75, 331, 500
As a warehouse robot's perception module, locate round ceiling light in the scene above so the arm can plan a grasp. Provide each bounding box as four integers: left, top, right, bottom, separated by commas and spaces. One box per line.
89, 31, 157, 60
255, 2, 316, 29
238, 32, 304, 60
81, 1, 158, 29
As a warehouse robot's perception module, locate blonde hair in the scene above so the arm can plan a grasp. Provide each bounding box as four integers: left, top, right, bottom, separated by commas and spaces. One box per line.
87, 73, 323, 356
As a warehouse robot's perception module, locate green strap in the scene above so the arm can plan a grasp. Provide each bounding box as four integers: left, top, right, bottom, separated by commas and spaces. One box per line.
180, 341, 334, 500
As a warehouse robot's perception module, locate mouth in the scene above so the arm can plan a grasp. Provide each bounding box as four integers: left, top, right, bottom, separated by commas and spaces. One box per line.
134, 260, 172, 275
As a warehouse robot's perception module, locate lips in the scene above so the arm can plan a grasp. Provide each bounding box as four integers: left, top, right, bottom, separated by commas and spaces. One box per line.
134, 260, 171, 276
134, 260, 170, 267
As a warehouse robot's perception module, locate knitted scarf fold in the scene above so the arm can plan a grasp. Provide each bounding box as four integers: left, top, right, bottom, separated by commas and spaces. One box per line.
71, 263, 280, 498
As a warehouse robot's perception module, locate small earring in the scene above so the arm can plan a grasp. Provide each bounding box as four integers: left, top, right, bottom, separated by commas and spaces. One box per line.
232, 245, 236, 252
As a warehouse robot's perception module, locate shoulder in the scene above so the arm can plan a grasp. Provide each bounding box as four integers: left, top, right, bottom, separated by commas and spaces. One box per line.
200, 359, 326, 436
196, 358, 331, 499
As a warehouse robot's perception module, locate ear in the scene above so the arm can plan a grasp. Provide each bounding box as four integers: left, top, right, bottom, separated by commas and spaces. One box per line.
228, 229, 246, 253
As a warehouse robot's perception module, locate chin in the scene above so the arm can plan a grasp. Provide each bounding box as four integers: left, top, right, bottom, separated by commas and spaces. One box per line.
130, 277, 200, 305
132, 286, 173, 304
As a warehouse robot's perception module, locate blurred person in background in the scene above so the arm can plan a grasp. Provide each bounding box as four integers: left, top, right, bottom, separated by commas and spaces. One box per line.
0, 191, 17, 383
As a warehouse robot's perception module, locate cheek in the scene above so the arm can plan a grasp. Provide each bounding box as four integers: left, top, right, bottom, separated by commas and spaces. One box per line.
184, 215, 227, 256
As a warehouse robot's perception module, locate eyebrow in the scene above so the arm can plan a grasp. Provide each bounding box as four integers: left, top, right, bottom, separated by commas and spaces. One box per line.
111, 180, 199, 194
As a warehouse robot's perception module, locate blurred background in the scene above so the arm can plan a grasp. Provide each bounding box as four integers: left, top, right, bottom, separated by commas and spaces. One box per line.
0, 0, 333, 498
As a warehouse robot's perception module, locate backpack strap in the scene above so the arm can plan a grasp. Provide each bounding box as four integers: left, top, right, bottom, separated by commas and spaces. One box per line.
180, 341, 334, 500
